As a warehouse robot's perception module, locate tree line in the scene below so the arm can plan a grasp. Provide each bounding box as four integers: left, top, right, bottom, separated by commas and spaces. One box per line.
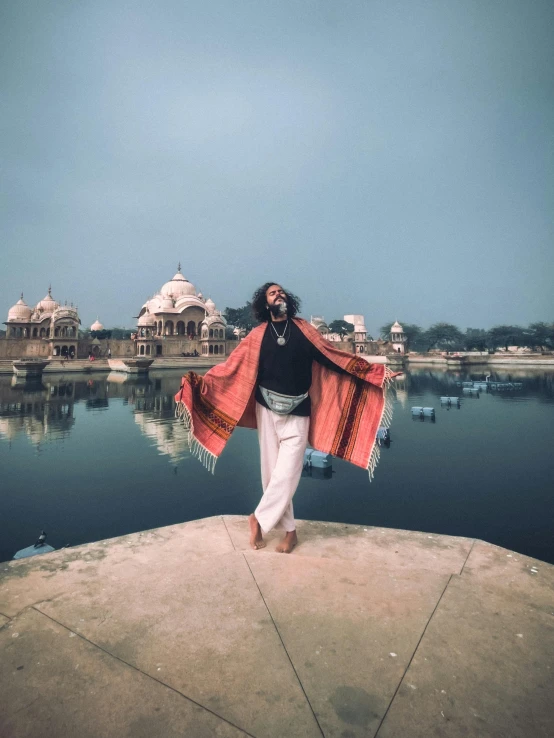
222, 302, 553, 353
378, 321, 554, 352
83, 327, 134, 340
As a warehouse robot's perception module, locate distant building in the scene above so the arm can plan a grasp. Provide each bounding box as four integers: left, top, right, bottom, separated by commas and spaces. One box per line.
3, 287, 80, 358
344, 314, 369, 353
310, 316, 330, 336
309, 313, 381, 354
390, 321, 406, 354
134, 265, 227, 358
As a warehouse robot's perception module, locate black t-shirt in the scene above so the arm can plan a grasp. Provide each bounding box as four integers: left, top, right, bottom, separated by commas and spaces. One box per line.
255, 320, 347, 416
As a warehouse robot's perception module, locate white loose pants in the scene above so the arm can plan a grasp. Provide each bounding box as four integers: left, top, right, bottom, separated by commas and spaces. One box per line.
255, 402, 310, 534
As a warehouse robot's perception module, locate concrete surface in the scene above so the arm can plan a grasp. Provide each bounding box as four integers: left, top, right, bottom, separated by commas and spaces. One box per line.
1, 517, 552, 738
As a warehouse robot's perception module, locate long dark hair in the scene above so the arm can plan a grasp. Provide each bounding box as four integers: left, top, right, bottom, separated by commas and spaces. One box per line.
251, 282, 301, 323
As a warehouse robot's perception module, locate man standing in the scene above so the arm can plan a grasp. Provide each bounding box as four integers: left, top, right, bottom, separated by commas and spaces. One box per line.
248, 283, 352, 553
175, 282, 395, 554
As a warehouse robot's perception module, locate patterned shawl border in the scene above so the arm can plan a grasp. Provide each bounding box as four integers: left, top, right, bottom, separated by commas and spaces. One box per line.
295, 319, 387, 388
187, 372, 238, 441
330, 379, 370, 462
174, 325, 265, 472
298, 318, 397, 478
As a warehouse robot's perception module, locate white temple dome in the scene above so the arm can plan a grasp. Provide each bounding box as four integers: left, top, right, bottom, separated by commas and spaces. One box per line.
160, 267, 196, 298
138, 311, 155, 326
91, 319, 104, 331
7, 296, 32, 322
391, 321, 404, 332
204, 297, 216, 314
160, 295, 174, 310
35, 288, 59, 314
202, 313, 226, 327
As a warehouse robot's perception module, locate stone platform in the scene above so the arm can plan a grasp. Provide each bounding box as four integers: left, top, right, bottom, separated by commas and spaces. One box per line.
1, 517, 552, 737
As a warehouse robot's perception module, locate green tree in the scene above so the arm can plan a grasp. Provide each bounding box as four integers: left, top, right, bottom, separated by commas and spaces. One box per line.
379, 323, 393, 339
328, 320, 354, 338
487, 325, 526, 352
526, 322, 554, 350
464, 328, 489, 351
224, 302, 257, 332
423, 323, 464, 351
90, 329, 112, 340
109, 327, 134, 340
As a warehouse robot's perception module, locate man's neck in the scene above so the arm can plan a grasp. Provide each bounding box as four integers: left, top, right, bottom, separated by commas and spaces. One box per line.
270, 315, 287, 323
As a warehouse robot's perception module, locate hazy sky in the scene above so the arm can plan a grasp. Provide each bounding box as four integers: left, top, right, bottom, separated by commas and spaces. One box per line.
2, 0, 552, 336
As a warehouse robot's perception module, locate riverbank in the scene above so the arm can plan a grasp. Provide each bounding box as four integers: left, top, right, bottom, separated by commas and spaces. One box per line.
408, 353, 554, 367
0, 356, 226, 375
1, 516, 552, 737
2, 352, 553, 376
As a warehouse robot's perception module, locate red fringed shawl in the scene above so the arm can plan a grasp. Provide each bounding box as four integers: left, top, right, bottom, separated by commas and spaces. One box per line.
175, 318, 394, 478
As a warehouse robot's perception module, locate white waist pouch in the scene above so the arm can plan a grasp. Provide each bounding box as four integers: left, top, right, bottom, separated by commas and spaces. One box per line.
259, 386, 309, 415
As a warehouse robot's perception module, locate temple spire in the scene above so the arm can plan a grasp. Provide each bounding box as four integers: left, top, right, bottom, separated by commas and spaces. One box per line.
177, 261, 181, 273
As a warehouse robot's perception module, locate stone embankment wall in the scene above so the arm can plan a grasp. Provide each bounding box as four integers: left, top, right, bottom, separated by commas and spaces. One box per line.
88, 339, 135, 358
0, 338, 136, 359
0, 338, 51, 359
0, 337, 205, 360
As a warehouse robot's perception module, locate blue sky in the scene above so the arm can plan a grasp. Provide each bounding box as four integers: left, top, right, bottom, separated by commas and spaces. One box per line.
2, 0, 552, 336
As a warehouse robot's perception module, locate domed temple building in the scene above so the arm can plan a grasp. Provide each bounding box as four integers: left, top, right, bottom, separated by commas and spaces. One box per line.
134, 265, 227, 358
390, 320, 407, 354
1, 269, 228, 362
3, 288, 81, 359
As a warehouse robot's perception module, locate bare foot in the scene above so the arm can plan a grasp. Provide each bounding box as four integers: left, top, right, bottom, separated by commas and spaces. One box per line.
249, 514, 266, 550
276, 530, 298, 554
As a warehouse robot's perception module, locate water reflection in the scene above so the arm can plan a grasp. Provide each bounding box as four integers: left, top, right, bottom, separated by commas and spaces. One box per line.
104, 373, 193, 462
0, 367, 553, 564
0, 372, 195, 461
405, 367, 554, 403
0, 377, 76, 446
1, 367, 552, 455
109, 373, 193, 462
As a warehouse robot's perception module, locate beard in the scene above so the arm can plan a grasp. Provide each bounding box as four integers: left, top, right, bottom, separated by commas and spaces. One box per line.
268, 300, 288, 318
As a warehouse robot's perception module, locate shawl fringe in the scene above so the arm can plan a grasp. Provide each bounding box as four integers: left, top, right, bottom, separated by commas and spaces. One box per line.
175, 400, 218, 474
367, 369, 397, 480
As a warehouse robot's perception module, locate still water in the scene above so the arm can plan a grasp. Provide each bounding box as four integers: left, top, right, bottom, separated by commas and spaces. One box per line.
1, 367, 553, 564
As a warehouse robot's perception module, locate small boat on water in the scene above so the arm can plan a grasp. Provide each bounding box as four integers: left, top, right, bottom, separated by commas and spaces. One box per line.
411, 406, 436, 420
457, 376, 523, 392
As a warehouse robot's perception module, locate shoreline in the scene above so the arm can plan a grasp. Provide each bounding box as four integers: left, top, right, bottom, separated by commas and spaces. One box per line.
1, 353, 553, 376
0, 356, 226, 375
406, 354, 554, 367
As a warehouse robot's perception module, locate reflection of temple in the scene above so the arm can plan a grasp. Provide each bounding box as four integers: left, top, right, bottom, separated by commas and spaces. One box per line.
0, 377, 76, 446
134, 409, 192, 462
3, 288, 81, 359
114, 374, 192, 462
134, 265, 227, 359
